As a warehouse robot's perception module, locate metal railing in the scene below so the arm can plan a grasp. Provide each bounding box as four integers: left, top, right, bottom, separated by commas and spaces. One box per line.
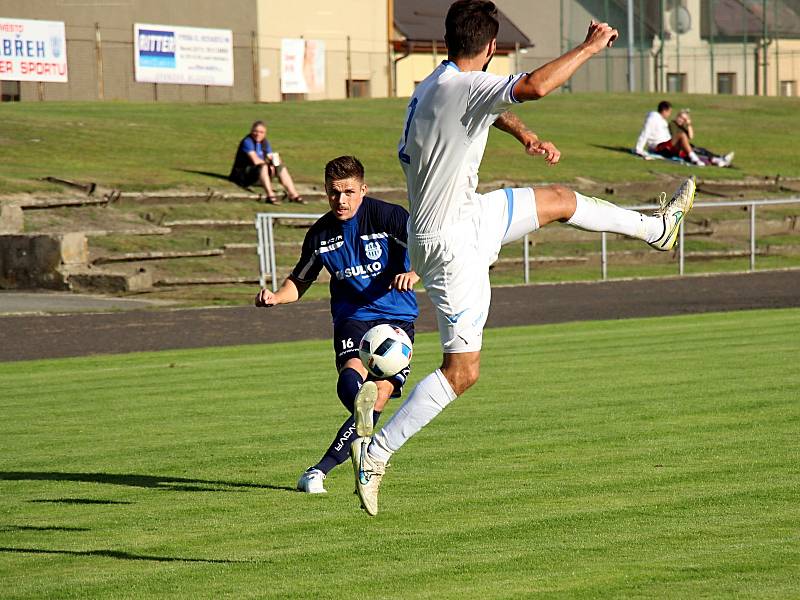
256, 197, 800, 290
591, 197, 800, 282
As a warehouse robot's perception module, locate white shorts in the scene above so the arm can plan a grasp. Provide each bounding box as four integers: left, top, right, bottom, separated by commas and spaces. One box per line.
410, 187, 539, 353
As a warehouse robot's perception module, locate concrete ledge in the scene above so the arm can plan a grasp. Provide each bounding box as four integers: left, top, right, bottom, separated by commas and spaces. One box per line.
67, 267, 153, 293
0, 233, 88, 289
0, 205, 23, 234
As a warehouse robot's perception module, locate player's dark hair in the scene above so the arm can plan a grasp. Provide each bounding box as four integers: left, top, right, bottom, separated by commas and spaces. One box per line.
657, 100, 672, 113
445, 0, 499, 59
325, 156, 365, 183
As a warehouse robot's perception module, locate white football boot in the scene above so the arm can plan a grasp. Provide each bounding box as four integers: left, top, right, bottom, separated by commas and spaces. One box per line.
648, 177, 696, 252
296, 468, 327, 494
351, 437, 385, 516
354, 381, 378, 437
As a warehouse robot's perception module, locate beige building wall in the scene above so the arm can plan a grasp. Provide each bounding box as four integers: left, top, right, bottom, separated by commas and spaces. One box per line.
765, 39, 800, 96
394, 54, 513, 98
255, 0, 389, 102
2, 0, 258, 102
1, 0, 391, 102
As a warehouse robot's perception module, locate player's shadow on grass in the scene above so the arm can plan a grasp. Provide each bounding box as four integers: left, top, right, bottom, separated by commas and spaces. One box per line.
0, 525, 90, 532
176, 168, 261, 195
28, 498, 132, 505
590, 144, 636, 155
176, 168, 231, 182
0, 471, 296, 493
0, 546, 251, 564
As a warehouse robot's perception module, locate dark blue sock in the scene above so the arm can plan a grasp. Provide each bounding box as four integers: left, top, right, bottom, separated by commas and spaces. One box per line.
314, 410, 383, 475
336, 368, 363, 413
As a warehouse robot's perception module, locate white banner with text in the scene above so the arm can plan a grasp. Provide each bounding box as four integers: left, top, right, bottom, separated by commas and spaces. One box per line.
134, 23, 233, 86
0, 18, 68, 82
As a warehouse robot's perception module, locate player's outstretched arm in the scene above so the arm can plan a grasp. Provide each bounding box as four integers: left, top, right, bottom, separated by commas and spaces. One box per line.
494, 112, 561, 166
254, 276, 310, 307
512, 21, 618, 101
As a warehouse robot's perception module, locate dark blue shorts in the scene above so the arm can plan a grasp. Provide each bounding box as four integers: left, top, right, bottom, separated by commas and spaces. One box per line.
333, 318, 415, 397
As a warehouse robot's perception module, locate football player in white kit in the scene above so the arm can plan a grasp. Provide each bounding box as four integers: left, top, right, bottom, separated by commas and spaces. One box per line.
351, 0, 696, 515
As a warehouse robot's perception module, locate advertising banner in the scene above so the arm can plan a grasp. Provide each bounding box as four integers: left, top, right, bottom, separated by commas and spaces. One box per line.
280, 38, 325, 94
0, 18, 68, 82
134, 23, 233, 86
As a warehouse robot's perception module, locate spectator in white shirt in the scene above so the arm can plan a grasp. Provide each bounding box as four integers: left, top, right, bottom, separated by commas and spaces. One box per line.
634, 100, 674, 157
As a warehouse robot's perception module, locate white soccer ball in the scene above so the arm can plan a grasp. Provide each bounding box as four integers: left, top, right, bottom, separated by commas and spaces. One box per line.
359, 324, 413, 378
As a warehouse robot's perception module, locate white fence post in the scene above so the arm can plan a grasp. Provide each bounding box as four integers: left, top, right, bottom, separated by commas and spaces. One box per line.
256, 215, 268, 288
601, 232, 608, 281
267, 215, 278, 292
750, 203, 756, 272
523, 234, 530, 284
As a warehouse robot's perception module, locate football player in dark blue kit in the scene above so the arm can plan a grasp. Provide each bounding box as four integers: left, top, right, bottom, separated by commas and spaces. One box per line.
255, 155, 419, 493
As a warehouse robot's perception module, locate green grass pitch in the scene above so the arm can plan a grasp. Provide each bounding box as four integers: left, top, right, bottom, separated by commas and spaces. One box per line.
1, 309, 798, 598
2, 93, 799, 194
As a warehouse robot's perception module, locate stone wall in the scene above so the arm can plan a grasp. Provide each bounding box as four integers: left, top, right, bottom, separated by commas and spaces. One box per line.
0, 233, 88, 289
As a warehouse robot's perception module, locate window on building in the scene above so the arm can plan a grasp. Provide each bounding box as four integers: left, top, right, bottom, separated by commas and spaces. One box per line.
346, 80, 370, 98
1, 81, 20, 102
717, 72, 736, 95
667, 73, 687, 93
780, 80, 796, 97
281, 93, 307, 102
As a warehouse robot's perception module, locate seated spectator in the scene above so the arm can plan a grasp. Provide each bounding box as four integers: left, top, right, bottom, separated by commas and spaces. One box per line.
634, 102, 733, 168
634, 100, 673, 158
229, 120, 306, 204
667, 109, 734, 168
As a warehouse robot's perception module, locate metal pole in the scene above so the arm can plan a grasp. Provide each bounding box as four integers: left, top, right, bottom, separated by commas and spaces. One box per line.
743, 7, 748, 95
268, 216, 278, 292
387, 0, 394, 97
775, 0, 780, 95
256, 216, 266, 288
676, 18, 681, 83
95, 22, 104, 100
523, 234, 530, 284
601, 232, 608, 280
750, 204, 756, 271
604, 0, 611, 92
659, 0, 665, 91
560, 0, 570, 92
762, 0, 768, 95
627, 0, 635, 91
251, 30, 259, 102
679, 219, 685, 275
709, 0, 715, 93
638, 0, 645, 91
346, 35, 352, 97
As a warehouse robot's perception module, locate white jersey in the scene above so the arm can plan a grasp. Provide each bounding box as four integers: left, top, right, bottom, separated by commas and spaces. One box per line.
398, 61, 523, 235
634, 111, 671, 155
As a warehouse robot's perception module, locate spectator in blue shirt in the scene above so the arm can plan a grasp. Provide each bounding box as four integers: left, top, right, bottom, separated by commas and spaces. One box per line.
229, 120, 306, 204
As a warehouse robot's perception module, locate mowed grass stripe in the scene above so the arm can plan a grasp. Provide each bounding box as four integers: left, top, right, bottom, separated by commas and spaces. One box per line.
0, 308, 798, 598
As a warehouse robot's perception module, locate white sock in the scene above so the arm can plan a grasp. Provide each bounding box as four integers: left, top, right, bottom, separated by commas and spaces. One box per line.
369, 369, 457, 463
688, 151, 704, 166
567, 192, 663, 243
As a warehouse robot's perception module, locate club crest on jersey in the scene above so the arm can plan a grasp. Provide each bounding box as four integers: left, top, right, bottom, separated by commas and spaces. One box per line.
364, 241, 383, 261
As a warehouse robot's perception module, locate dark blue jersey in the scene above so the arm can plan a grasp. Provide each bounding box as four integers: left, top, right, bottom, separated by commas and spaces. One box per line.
290, 196, 419, 324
